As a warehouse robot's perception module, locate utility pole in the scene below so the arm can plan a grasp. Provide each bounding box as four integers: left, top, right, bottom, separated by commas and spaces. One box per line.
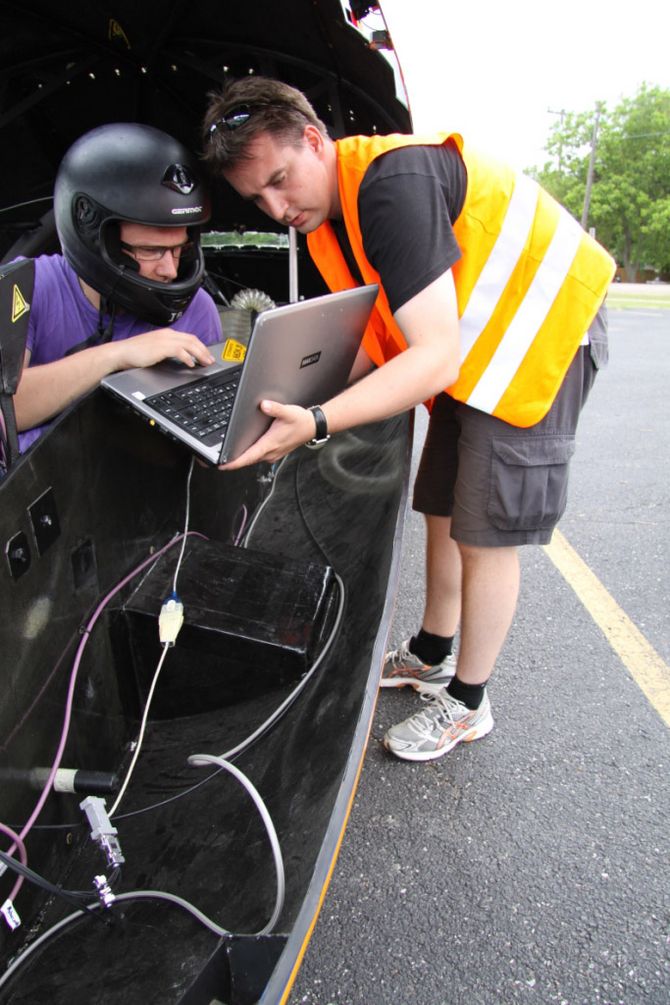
547, 107, 566, 172
581, 103, 603, 230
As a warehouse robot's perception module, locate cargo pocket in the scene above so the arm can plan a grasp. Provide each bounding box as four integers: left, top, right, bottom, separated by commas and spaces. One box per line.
488, 435, 576, 532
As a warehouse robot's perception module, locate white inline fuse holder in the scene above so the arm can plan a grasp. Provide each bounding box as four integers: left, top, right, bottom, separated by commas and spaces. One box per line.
159, 594, 184, 646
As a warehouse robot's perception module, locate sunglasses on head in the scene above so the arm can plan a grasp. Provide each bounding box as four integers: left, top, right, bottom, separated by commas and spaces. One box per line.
208, 104, 257, 136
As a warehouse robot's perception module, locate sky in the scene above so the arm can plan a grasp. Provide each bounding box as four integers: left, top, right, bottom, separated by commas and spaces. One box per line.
371, 0, 670, 170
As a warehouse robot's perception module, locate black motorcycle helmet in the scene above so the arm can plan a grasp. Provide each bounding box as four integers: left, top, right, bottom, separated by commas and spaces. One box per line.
54, 123, 211, 325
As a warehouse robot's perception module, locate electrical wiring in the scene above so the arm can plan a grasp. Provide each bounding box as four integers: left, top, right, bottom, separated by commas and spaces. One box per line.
112, 769, 222, 820
2, 451, 337, 967
2, 504, 193, 923
171, 456, 194, 594
217, 571, 345, 761
0, 850, 106, 923
106, 644, 171, 818
231, 503, 248, 545
0, 822, 27, 909
187, 753, 285, 934
0, 196, 52, 215
2, 525, 206, 908
13, 532, 200, 845
1, 755, 283, 994
7, 452, 235, 832
237, 455, 287, 548
199, 444, 355, 760
0, 887, 230, 992
201, 452, 348, 760
107, 457, 194, 818
0, 410, 8, 473
116, 450, 342, 796
10, 563, 346, 830
99, 568, 343, 824
294, 450, 339, 568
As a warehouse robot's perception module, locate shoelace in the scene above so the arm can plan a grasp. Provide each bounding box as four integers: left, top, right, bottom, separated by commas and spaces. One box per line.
389, 642, 422, 669
407, 690, 467, 738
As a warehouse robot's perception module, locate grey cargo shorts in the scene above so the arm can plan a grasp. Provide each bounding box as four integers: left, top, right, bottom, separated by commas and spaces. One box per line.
412, 305, 608, 546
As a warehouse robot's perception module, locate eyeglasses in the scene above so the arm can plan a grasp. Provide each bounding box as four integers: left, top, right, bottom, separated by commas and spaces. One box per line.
208, 104, 257, 136
120, 240, 193, 262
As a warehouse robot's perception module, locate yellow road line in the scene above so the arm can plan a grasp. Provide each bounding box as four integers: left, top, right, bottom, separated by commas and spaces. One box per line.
543, 530, 670, 727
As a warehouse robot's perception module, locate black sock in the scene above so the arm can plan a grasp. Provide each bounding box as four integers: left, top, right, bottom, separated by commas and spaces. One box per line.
447, 676, 487, 710
409, 629, 454, 666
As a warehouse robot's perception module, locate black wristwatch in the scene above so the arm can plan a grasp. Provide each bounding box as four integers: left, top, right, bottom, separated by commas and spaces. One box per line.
306, 405, 330, 449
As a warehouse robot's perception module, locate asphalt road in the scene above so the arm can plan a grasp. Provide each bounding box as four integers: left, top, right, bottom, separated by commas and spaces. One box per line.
290, 307, 670, 1005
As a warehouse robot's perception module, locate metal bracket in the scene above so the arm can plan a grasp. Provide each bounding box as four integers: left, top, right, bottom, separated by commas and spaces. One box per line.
28, 487, 60, 556
5, 531, 31, 580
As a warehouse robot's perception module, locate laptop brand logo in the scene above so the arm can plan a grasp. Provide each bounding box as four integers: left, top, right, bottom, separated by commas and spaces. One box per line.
300, 351, 321, 369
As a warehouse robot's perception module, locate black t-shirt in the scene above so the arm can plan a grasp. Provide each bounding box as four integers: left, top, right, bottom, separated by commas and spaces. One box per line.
331, 140, 467, 315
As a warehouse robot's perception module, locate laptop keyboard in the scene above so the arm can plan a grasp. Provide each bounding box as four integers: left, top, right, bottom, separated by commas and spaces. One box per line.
146, 366, 243, 446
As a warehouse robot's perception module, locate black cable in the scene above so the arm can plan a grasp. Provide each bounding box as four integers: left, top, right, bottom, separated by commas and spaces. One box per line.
0, 196, 53, 216
0, 849, 107, 924
8, 767, 225, 831
63, 298, 117, 356
294, 453, 338, 568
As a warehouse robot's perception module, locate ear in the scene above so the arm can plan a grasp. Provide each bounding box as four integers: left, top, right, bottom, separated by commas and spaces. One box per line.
304, 123, 325, 155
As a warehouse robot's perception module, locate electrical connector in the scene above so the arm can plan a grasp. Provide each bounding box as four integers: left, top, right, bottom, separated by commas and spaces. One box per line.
159, 592, 184, 646
80, 796, 125, 869
93, 874, 116, 908
1, 899, 21, 931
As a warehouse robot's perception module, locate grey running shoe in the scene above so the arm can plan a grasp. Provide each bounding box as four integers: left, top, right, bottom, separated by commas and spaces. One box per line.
384, 688, 494, 761
381, 638, 456, 689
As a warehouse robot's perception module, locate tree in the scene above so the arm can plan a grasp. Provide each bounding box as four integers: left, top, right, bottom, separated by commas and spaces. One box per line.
531, 85, 670, 279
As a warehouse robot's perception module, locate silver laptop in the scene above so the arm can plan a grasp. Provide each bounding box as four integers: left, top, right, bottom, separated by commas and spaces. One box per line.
101, 284, 378, 464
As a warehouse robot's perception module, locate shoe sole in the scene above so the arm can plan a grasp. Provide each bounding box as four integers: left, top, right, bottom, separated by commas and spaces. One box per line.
383, 713, 494, 762
379, 676, 454, 690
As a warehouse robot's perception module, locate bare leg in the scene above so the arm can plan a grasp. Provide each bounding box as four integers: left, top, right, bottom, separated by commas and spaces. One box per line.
455, 543, 520, 684
422, 514, 461, 637
416, 518, 519, 684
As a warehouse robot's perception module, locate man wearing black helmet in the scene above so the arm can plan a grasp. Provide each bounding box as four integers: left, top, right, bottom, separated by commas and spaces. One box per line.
14, 123, 222, 452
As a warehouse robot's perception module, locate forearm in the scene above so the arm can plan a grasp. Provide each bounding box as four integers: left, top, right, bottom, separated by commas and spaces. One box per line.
15, 328, 216, 431
347, 344, 376, 384
323, 270, 461, 432
218, 272, 462, 471
322, 342, 457, 435
14, 342, 125, 430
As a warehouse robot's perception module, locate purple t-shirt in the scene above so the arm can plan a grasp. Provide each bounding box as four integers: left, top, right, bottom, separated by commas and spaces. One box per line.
19, 255, 222, 451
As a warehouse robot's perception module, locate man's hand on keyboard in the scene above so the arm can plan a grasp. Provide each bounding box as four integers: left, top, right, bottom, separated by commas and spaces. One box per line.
110, 329, 216, 371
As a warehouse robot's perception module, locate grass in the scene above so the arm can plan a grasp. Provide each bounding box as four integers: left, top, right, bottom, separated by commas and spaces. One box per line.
606, 283, 670, 310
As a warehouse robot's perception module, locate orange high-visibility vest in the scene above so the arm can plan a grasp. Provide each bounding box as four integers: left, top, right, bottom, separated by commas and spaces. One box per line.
307, 133, 616, 427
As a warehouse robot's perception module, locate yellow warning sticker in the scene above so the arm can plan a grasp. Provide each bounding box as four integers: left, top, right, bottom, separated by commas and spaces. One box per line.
12, 284, 30, 323
222, 338, 247, 363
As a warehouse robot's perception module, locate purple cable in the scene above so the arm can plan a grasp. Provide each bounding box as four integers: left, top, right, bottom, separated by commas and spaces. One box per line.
232, 504, 248, 546
3, 532, 206, 895
0, 821, 27, 907
0, 410, 7, 470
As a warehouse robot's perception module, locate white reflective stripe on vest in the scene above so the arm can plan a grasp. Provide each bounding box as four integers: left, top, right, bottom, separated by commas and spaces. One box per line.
459, 173, 539, 362
465, 210, 583, 415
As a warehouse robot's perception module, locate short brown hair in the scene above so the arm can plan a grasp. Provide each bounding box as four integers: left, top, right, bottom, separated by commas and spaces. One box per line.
202, 77, 328, 173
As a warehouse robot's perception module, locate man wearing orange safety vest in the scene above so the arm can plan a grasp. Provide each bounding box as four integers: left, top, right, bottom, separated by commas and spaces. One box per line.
203, 77, 615, 763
